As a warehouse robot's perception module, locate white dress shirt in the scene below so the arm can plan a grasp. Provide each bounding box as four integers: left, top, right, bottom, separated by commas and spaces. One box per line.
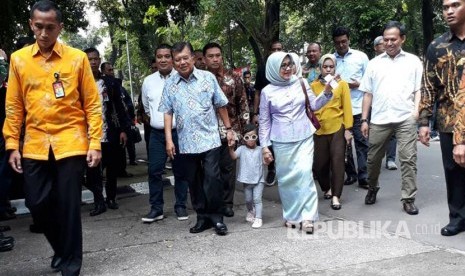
359, 50, 423, 124
141, 70, 176, 129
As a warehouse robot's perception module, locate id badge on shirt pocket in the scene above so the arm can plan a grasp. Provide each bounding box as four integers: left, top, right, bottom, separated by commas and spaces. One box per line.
53, 80, 65, 99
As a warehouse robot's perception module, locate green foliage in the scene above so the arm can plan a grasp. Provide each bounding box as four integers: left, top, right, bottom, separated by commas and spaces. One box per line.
61, 28, 103, 51
0, 0, 88, 53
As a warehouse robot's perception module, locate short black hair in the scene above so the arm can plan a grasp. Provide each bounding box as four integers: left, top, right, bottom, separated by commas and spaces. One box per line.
100, 62, 112, 72
243, 124, 257, 135
16, 37, 35, 50
202, 42, 222, 56
30, 0, 62, 23
243, 70, 251, 77
155, 43, 172, 53
332, 26, 350, 40
150, 57, 156, 64
383, 20, 406, 36
83, 47, 99, 56
172, 41, 194, 56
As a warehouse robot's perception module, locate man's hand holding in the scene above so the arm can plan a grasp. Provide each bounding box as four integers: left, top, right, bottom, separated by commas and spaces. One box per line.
9, 150, 23, 173
453, 144, 465, 167
418, 126, 430, 147
166, 140, 176, 159
87, 149, 102, 168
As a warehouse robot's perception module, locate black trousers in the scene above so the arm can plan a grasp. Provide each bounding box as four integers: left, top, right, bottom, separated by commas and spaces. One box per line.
177, 147, 224, 224
219, 143, 236, 208
23, 150, 85, 276
439, 132, 465, 227
143, 123, 151, 159
102, 142, 120, 200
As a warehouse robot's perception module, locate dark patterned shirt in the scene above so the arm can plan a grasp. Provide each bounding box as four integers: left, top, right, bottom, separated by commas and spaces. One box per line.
215, 69, 250, 140
419, 31, 465, 142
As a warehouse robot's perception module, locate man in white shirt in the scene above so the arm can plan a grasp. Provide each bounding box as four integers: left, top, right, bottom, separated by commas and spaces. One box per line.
141, 44, 189, 222
359, 21, 423, 215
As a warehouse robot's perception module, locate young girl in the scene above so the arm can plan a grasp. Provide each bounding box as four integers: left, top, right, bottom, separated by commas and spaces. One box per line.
229, 124, 265, 228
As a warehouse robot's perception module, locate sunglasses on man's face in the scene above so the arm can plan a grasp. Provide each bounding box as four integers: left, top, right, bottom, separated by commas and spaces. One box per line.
243, 134, 258, 141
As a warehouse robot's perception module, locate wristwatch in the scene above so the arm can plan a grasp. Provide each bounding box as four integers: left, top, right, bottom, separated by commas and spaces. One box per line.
361, 119, 369, 123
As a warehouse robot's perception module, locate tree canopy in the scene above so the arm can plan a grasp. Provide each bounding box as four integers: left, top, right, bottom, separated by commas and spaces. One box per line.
0, 0, 88, 53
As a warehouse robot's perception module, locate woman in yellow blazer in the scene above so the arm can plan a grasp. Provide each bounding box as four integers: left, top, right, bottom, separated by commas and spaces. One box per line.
311, 54, 353, 210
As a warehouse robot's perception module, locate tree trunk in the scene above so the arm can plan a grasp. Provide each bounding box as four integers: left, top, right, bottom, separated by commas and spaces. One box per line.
263, 0, 280, 61
422, 0, 434, 53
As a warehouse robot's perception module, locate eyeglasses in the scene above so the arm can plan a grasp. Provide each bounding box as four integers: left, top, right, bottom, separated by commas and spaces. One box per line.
280, 62, 294, 70
243, 134, 258, 141
322, 65, 335, 69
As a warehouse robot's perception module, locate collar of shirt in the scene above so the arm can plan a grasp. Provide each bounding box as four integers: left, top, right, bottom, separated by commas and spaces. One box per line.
308, 62, 318, 68
175, 67, 201, 84
31, 41, 63, 58
378, 49, 406, 60
159, 69, 173, 80
334, 48, 353, 59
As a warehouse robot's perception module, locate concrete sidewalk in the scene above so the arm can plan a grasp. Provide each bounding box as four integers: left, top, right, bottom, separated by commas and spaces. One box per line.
2, 164, 465, 275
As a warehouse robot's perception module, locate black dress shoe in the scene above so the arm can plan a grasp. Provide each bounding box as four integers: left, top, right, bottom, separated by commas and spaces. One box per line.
29, 224, 44, 234
189, 220, 212, 234
403, 202, 419, 215
118, 172, 134, 178
51, 255, 63, 270
223, 207, 234, 217
0, 225, 11, 232
0, 211, 16, 221
365, 187, 380, 205
90, 202, 107, 216
7, 206, 17, 214
106, 199, 119, 210
441, 224, 465, 236
358, 179, 369, 189
344, 176, 357, 185
214, 222, 228, 236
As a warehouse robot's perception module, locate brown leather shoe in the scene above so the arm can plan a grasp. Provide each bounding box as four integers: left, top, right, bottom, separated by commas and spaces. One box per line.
365, 187, 380, 205
403, 202, 419, 215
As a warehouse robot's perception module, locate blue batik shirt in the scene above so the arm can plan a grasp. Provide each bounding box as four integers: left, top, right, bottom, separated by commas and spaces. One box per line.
158, 68, 229, 154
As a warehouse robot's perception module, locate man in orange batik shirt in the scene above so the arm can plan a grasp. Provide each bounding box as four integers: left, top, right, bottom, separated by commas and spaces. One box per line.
2, 1, 102, 275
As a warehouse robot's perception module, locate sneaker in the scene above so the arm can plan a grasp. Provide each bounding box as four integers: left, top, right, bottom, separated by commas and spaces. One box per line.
252, 218, 263, 228
386, 160, 398, 170
175, 208, 189, 221
431, 136, 440, 141
265, 170, 276, 186
246, 211, 255, 223
141, 209, 164, 223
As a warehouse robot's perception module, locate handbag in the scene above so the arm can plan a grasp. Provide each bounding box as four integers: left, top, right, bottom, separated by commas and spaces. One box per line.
130, 125, 142, 143
299, 79, 321, 130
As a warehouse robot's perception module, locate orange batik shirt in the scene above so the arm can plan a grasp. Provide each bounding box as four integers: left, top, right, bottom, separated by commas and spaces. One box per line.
3, 42, 102, 160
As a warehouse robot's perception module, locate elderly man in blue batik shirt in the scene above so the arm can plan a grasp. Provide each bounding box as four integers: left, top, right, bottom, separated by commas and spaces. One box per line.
159, 41, 235, 236
332, 26, 370, 189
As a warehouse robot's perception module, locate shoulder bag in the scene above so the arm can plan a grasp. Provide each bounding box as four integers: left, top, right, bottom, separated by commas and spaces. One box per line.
299, 79, 321, 130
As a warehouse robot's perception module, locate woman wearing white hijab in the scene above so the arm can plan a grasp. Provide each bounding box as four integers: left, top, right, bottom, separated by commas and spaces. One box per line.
259, 52, 333, 233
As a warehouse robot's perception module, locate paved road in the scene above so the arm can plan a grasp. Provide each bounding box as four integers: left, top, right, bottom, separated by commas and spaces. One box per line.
2, 133, 465, 275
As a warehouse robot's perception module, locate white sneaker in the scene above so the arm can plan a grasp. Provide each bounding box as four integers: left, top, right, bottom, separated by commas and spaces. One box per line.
246, 211, 255, 222
252, 218, 262, 228
386, 161, 398, 170
431, 136, 440, 141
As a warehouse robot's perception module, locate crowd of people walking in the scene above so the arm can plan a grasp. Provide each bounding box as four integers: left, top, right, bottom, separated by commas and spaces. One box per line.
1, 1, 465, 276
